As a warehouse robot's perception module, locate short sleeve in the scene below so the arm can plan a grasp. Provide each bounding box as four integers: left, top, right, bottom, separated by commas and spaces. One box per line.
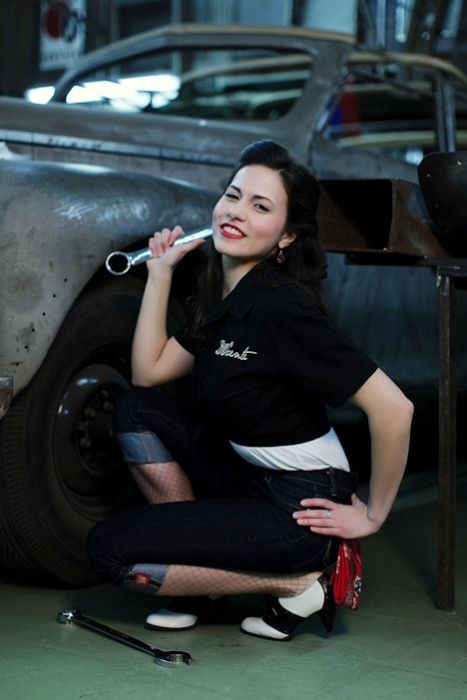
173, 326, 197, 356
268, 289, 377, 407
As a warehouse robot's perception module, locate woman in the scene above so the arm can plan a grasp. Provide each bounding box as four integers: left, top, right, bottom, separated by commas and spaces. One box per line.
87, 140, 413, 641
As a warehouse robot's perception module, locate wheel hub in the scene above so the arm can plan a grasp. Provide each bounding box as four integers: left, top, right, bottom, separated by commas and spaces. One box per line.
54, 364, 129, 497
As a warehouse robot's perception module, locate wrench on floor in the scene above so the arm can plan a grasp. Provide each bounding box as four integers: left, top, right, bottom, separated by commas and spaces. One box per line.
57, 609, 193, 668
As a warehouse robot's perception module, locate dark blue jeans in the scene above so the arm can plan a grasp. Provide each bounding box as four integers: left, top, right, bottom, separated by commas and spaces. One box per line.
87, 387, 358, 583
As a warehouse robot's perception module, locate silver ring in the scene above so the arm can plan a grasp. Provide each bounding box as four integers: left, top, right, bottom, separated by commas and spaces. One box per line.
325, 510, 332, 519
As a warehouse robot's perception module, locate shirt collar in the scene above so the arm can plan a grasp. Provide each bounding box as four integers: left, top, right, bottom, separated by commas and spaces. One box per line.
205, 265, 267, 324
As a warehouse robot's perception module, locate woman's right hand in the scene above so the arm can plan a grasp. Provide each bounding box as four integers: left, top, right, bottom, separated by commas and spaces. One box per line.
147, 226, 205, 275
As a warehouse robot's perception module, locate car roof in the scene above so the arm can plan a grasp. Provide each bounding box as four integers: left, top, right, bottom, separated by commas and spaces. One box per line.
53, 22, 467, 102
53, 23, 355, 98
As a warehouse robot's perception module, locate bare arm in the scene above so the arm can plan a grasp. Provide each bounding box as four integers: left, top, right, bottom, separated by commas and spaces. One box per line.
131, 226, 204, 387
294, 369, 414, 538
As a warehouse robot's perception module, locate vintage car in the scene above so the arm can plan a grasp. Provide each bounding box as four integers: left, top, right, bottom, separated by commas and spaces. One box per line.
1, 23, 466, 585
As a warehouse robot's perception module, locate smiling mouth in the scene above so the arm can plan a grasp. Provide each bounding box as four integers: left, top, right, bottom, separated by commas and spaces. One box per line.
220, 224, 245, 240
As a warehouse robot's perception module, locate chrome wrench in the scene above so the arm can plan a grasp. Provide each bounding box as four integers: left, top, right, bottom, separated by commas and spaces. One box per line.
57, 609, 193, 668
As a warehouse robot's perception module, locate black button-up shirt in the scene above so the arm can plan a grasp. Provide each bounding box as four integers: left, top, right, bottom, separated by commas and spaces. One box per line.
175, 265, 377, 447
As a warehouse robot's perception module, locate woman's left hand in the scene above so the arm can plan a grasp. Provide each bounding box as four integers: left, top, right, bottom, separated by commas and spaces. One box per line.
293, 494, 381, 539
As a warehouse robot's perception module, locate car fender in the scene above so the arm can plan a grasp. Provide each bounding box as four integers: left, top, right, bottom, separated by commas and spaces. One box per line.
0, 159, 216, 395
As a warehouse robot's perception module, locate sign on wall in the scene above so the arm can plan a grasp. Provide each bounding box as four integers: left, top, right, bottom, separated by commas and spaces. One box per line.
39, 0, 87, 71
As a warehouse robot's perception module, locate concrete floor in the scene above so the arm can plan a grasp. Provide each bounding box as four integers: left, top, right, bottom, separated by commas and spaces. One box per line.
1, 468, 466, 700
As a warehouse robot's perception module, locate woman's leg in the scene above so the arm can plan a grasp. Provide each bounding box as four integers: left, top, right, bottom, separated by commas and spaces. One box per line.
114, 386, 253, 505
128, 462, 194, 504
117, 560, 326, 640
112, 386, 272, 628
157, 564, 321, 598
87, 497, 329, 596
114, 387, 198, 504
87, 463, 354, 638
116, 558, 325, 638
155, 564, 330, 641
87, 476, 334, 638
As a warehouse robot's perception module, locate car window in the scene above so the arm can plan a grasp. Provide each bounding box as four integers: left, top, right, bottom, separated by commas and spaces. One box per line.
323, 63, 467, 165
59, 47, 313, 121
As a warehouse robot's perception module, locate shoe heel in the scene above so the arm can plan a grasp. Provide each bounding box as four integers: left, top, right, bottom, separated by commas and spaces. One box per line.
317, 576, 336, 632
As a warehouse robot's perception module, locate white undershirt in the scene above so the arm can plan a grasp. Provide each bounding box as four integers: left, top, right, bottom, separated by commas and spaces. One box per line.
230, 428, 349, 472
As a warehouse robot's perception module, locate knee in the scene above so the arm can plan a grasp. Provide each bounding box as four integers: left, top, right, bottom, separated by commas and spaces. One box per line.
114, 388, 175, 465
114, 386, 158, 433
113, 389, 132, 432
114, 386, 176, 435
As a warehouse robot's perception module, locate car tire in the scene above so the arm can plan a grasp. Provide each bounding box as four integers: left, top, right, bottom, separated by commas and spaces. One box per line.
0, 278, 148, 586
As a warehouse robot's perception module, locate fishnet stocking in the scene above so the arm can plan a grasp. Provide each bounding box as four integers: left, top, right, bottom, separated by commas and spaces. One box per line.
158, 564, 321, 598
129, 461, 194, 504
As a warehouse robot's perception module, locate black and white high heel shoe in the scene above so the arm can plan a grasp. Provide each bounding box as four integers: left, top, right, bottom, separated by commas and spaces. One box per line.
240, 576, 335, 641
146, 595, 229, 631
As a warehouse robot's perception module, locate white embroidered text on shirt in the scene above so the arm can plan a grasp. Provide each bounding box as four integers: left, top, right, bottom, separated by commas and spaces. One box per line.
215, 339, 258, 361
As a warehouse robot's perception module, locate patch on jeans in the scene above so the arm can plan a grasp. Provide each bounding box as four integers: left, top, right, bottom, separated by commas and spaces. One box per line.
133, 573, 152, 588
116, 431, 173, 464
116, 563, 168, 595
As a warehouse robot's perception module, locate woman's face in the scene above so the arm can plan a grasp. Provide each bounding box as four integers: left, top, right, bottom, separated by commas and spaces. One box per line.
212, 165, 295, 263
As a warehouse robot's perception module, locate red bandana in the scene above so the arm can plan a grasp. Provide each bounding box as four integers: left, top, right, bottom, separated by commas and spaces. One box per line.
330, 539, 362, 610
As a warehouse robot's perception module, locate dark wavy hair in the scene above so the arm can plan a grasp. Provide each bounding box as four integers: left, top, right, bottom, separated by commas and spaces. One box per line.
189, 140, 326, 333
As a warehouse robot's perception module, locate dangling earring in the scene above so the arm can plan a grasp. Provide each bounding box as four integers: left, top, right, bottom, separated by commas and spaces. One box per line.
277, 246, 285, 264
